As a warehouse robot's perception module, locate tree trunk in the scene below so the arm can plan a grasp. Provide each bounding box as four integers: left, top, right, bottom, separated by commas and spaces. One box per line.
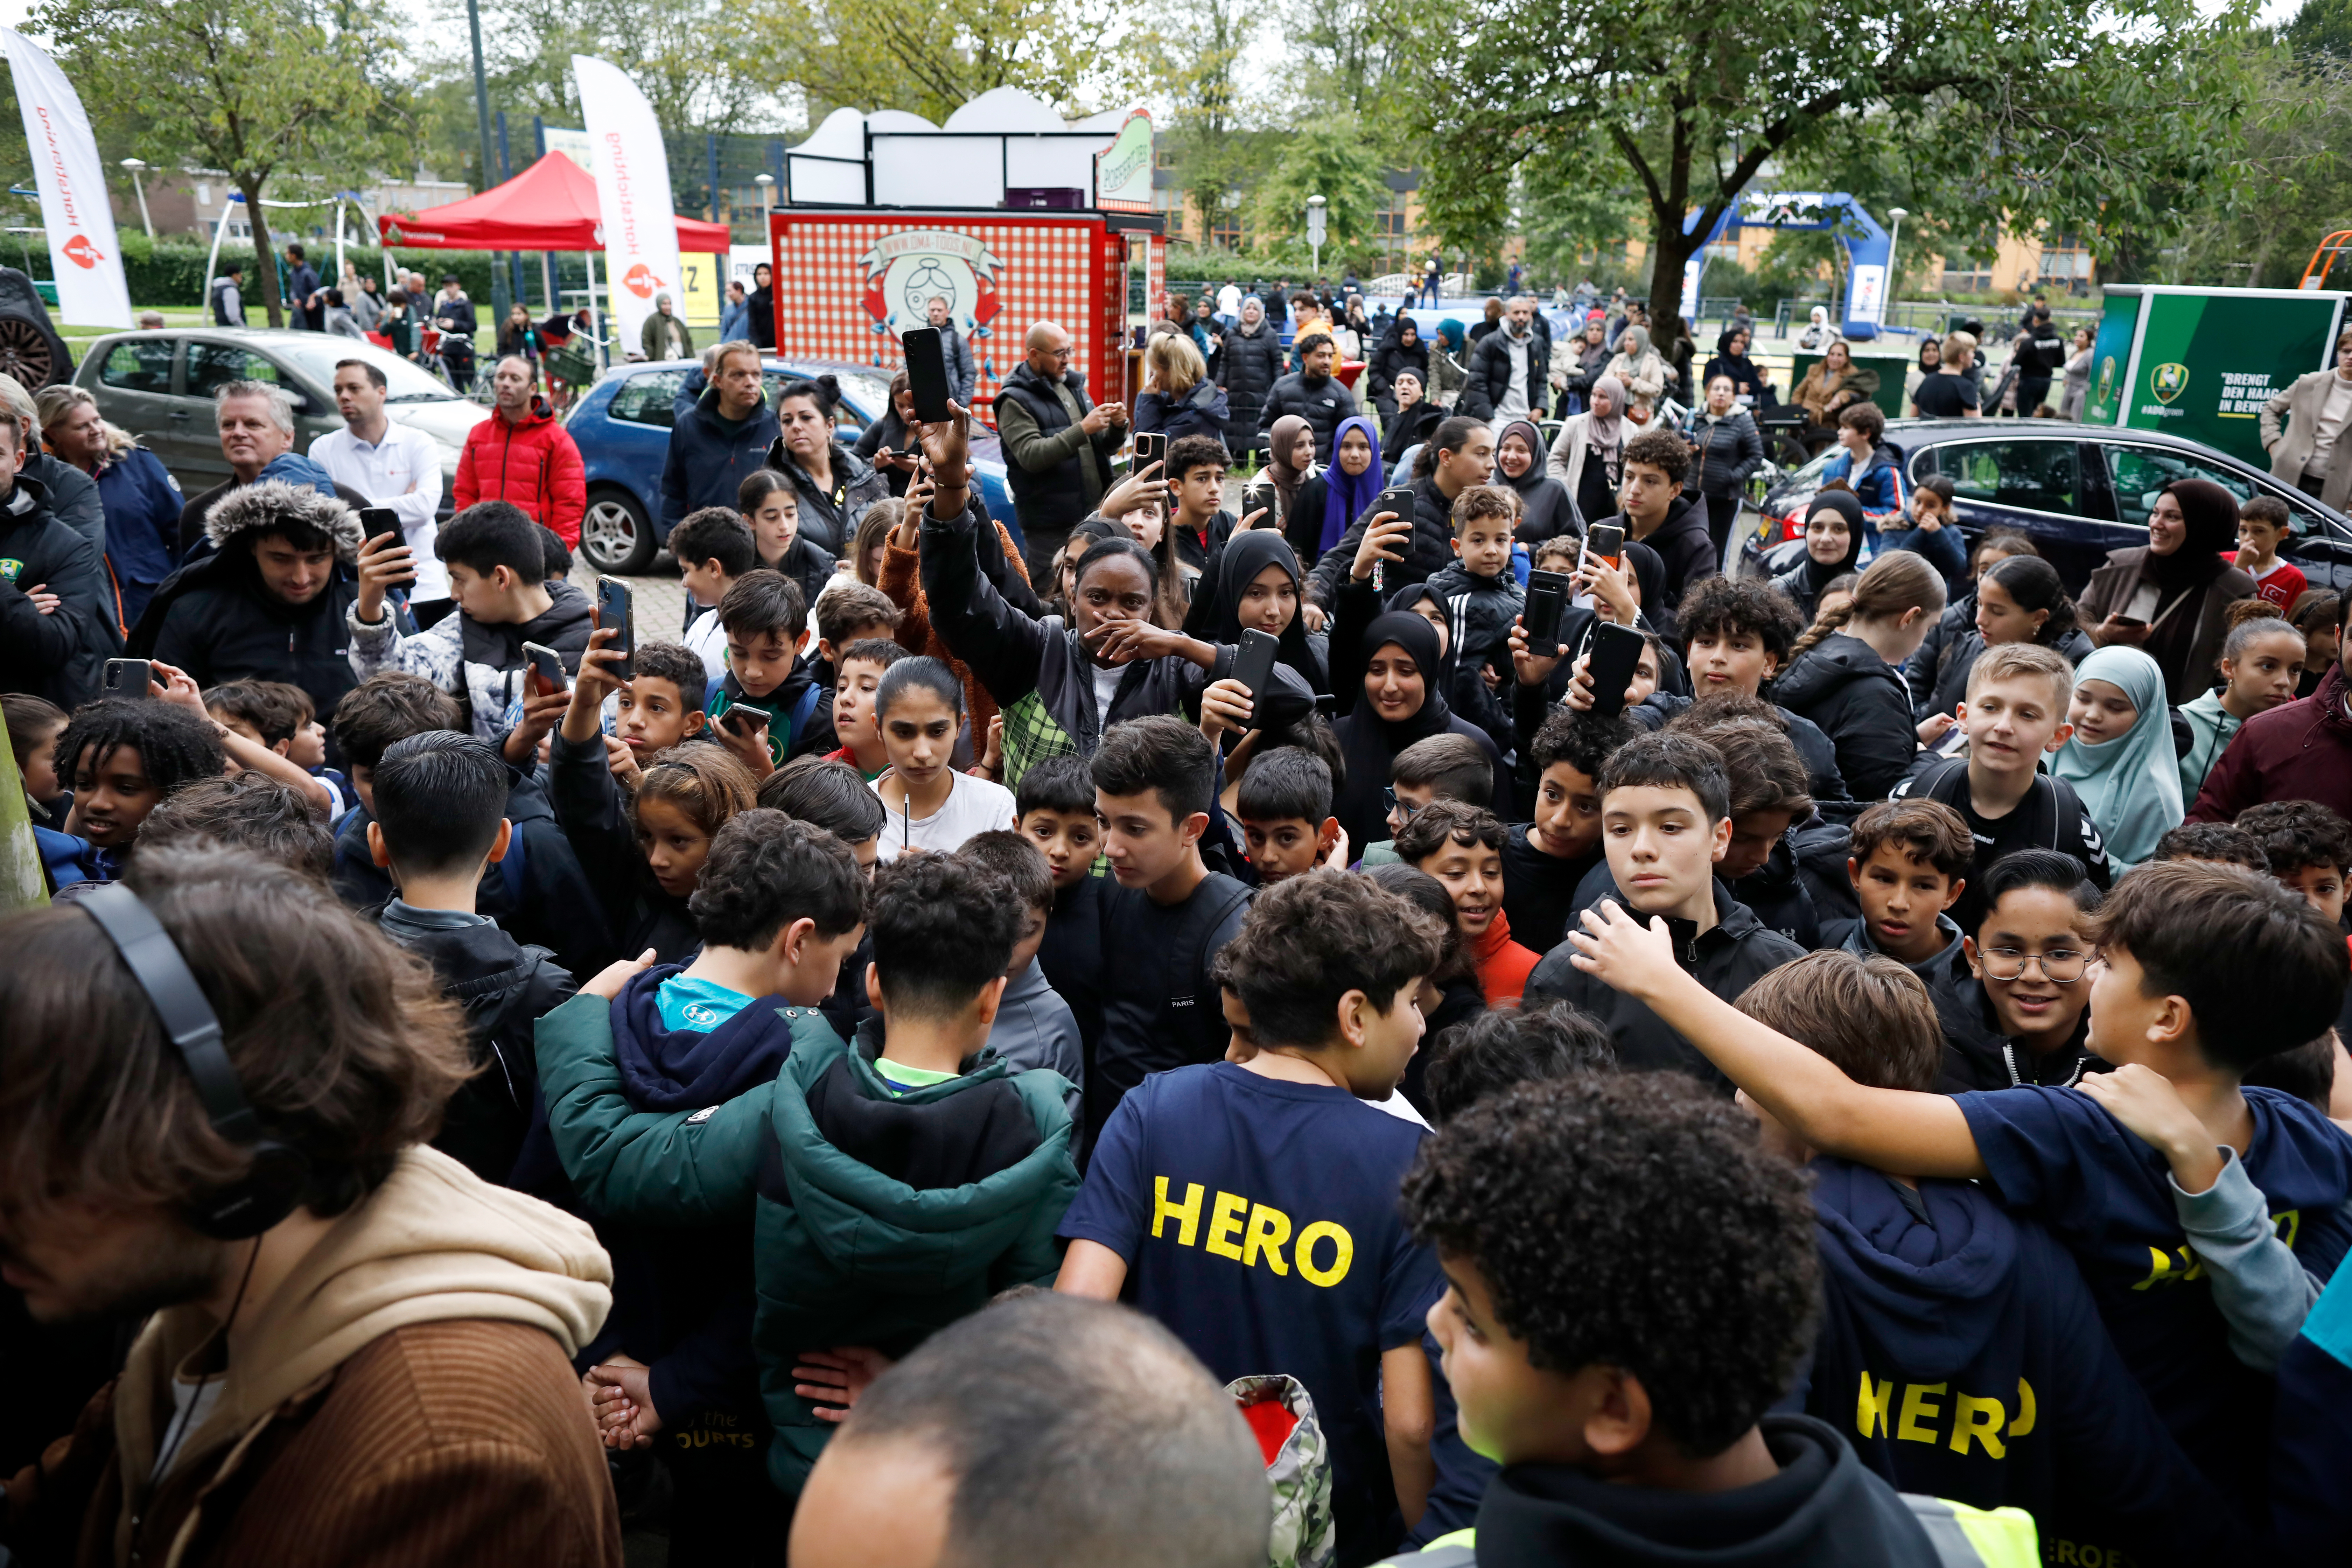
1645, 205, 1705, 329
242, 177, 283, 328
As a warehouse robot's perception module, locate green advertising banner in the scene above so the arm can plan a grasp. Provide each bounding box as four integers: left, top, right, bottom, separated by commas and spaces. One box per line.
2119, 291, 2344, 467
2080, 293, 2140, 429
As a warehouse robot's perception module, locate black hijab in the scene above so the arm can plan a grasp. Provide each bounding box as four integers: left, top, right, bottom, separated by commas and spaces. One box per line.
2141, 477, 2239, 691
1206, 531, 1321, 694
1335, 611, 1460, 850
1795, 490, 1865, 601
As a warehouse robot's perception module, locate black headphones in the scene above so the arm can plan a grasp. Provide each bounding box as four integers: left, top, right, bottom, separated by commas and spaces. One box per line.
78, 884, 310, 1240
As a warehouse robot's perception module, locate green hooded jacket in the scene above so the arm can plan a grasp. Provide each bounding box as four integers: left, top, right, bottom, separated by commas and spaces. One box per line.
536, 992, 1080, 1492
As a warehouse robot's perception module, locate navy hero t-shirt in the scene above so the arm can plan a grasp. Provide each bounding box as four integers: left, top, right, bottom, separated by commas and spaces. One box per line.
1956, 1083, 2352, 1517
1060, 1062, 1446, 1561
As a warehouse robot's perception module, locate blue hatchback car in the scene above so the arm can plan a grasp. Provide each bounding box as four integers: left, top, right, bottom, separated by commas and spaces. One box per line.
565, 355, 1017, 573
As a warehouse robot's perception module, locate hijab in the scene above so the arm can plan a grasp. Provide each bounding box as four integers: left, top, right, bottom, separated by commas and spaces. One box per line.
1618, 324, 1653, 361
1335, 611, 1463, 849
2051, 645, 2182, 870
2140, 478, 2239, 691
1585, 373, 1627, 450
1385, 581, 1462, 691
1496, 419, 1545, 496
1207, 531, 1320, 693
1795, 490, 1865, 602
1321, 414, 1385, 554
1264, 413, 1314, 507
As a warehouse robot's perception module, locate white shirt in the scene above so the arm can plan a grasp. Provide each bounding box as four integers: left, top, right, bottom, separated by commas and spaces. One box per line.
1218, 284, 1242, 317
311, 420, 448, 600
872, 769, 1017, 861
684, 604, 728, 684
1091, 661, 1124, 719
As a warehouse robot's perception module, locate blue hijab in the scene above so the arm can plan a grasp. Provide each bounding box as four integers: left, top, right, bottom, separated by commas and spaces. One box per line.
2051, 645, 2182, 872
1320, 414, 1384, 555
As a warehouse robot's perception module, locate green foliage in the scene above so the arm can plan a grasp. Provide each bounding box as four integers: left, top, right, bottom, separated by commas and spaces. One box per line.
748, 0, 1121, 122
91, 233, 496, 308
1248, 114, 1387, 253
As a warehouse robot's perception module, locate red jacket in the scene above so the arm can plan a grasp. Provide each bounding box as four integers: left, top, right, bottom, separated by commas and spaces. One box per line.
2188, 662, 2352, 823
455, 400, 586, 545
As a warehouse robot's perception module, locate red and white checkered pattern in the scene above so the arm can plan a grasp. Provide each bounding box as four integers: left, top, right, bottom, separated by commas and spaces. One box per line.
769, 212, 1109, 425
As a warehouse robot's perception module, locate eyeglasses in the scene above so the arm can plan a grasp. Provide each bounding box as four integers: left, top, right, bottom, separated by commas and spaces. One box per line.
1978, 947, 2093, 984
1382, 786, 1422, 820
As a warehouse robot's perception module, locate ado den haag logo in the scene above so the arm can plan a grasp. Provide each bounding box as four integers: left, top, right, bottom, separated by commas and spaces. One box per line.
858, 230, 1004, 339
2150, 362, 2190, 405
2094, 355, 2116, 410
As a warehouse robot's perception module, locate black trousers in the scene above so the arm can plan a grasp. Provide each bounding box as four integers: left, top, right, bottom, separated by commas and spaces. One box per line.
1704, 493, 1742, 569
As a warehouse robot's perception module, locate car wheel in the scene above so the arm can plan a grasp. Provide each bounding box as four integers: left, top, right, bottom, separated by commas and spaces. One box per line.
581, 488, 655, 574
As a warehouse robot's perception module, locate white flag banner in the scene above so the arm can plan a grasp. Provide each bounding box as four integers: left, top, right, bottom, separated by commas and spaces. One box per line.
1, 30, 130, 329
571, 55, 681, 351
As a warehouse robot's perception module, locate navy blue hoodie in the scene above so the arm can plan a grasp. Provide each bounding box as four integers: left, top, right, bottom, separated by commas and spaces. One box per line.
601, 965, 830, 1427
1796, 1158, 2248, 1562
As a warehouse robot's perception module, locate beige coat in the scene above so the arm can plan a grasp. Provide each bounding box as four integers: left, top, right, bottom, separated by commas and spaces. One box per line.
2259, 367, 2352, 513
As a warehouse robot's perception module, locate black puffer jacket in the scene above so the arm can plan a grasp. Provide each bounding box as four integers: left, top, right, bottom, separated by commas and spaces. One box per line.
1367, 332, 1430, 411
1458, 328, 1549, 421
1687, 408, 1763, 498
0, 474, 115, 708
1774, 632, 1920, 803
1305, 474, 1457, 610
1255, 371, 1359, 463
1216, 320, 1286, 451
766, 439, 889, 555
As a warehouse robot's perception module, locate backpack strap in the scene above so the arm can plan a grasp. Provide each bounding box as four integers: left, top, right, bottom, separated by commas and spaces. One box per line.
1168, 881, 1255, 1017
499, 815, 528, 908
788, 681, 824, 751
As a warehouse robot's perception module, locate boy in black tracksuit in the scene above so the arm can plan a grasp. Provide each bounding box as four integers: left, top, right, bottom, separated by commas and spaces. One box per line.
1737, 956, 2250, 1564
364, 730, 576, 1185
1422, 485, 1524, 704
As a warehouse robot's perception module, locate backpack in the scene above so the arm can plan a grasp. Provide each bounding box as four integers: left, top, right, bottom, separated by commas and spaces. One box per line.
1230, 1374, 1336, 1568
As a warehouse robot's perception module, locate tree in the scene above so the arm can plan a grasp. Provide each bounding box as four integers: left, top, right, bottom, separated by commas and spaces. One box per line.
32, 0, 397, 326
1147, 0, 1259, 248
1407, 0, 2263, 324
1249, 113, 1387, 257
747, 0, 1127, 124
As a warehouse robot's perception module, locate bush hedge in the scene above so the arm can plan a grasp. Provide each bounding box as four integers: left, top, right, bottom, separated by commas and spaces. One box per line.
100, 232, 498, 311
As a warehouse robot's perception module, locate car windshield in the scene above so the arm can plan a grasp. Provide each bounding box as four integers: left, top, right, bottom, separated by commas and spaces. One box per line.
272, 339, 460, 404
767, 365, 894, 425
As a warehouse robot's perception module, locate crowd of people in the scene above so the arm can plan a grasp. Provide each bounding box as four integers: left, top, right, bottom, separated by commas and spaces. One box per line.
2, 289, 2351, 1568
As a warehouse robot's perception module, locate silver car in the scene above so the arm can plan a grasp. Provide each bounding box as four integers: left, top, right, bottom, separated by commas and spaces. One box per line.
73, 329, 491, 516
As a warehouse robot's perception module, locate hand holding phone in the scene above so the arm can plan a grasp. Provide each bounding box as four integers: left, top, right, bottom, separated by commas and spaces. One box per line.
1230, 628, 1280, 703
1522, 569, 1570, 654
595, 579, 635, 682
103, 658, 153, 699
1585, 621, 1649, 718
1131, 430, 1167, 477
521, 640, 568, 699
901, 327, 955, 423
354, 531, 417, 622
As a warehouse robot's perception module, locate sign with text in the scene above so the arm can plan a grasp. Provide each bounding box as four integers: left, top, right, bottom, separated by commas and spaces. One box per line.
2, 30, 130, 328
2085, 288, 2346, 468
570, 56, 682, 350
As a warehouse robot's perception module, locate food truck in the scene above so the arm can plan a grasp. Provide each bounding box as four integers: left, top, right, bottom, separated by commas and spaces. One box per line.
2080, 285, 2350, 468
767, 90, 1167, 426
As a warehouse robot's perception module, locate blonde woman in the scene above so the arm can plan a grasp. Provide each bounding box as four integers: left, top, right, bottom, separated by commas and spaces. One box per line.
35, 381, 180, 628
1132, 332, 1228, 443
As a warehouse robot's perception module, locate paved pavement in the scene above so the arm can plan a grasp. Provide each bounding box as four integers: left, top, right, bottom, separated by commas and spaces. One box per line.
569, 552, 693, 644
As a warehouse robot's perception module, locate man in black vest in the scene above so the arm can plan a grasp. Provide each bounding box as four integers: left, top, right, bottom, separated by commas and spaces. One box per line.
996, 319, 1127, 581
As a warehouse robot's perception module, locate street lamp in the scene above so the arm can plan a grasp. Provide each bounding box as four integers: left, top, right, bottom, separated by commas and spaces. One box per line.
1306, 193, 1327, 278
1885, 206, 1908, 330
120, 158, 152, 241
754, 171, 776, 230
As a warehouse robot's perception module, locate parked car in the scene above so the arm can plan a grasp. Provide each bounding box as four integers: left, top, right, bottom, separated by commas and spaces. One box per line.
564, 356, 1017, 574
1736, 417, 2352, 596
74, 329, 489, 516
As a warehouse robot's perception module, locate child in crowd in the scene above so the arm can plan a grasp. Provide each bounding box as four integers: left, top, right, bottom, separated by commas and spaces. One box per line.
1058, 870, 1448, 1564
556, 626, 760, 961
1396, 1073, 1976, 1565
1821, 402, 1912, 554
1502, 707, 1632, 954
1016, 754, 1106, 1059
1916, 553, 2090, 726
1419, 1000, 1615, 1126
808, 581, 903, 699
349, 499, 595, 741
1363, 861, 1490, 1114
757, 755, 885, 876
671, 505, 757, 684
136, 772, 334, 882
869, 656, 1014, 860
45, 697, 225, 889
2152, 819, 2269, 870
202, 677, 347, 813
1736, 953, 2248, 1563
2238, 799, 2351, 927
1566, 858, 2352, 1522
1524, 731, 1804, 1087
707, 569, 828, 775
1395, 798, 1540, 1007
609, 641, 709, 793
2, 691, 66, 819
1656, 575, 1846, 805
539, 849, 1077, 1499
366, 729, 574, 1184
1841, 797, 1970, 980
822, 635, 906, 780
1360, 732, 1496, 864
1232, 744, 1342, 885
1775, 549, 1945, 802
955, 830, 1084, 1119
2290, 587, 2340, 698
2234, 494, 2307, 613
1879, 470, 1964, 583
1662, 703, 1839, 948
1930, 849, 2103, 1093
1423, 485, 1524, 693
1892, 642, 2111, 937
2177, 601, 2306, 800
2053, 645, 2182, 872
739, 467, 835, 612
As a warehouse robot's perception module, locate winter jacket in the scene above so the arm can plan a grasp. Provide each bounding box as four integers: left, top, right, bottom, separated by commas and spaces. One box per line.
1777, 632, 1922, 802
348, 577, 595, 740
1820, 443, 1910, 538
455, 401, 587, 546
1796, 1159, 2246, 1563
995, 362, 1122, 548
919, 495, 1306, 790
745, 284, 775, 349
1382, 399, 1444, 468
2077, 547, 2256, 707
134, 480, 362, 726
1367, 333, 1431, 411
1423, 559, 1525, 682
27, 451, 104, 562
1217, 320, 1287, 451
1459, 328, 1549, 421
1627, 691, 1851, 812
0, 474, 115, 708
763, 531, 838, 617
209, 272, 244, 326
767, 440, 889, 557
535, 997, 1080, 1493
1605, 496, 1713, 641
2187, 660, 2352, 822
1921, 627, 2095, 724
878, 501, 1040, 743
1255, 370, 1361, 464
334, 761, 616, 986
1927, 959, 2100, 1094
1132, 379, 1230, 444
545, 728, 699, 966
984, 960, 1085, 1125
1306, 474, 1461, 611
378, 904, 577, 1184
92, 446, 184, 629
638, 309, 693, 363
851, 405, 916, 496
1687, 408, 1763, 499
939, 321, 976, 404
0, 1146, 617, 1568
1524, 878, 1806, 1092
662, 388, 783, 536
1703, 351, 1772, 406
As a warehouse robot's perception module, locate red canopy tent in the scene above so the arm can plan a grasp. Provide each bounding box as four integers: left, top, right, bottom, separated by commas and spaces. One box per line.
378, 150, 732, 252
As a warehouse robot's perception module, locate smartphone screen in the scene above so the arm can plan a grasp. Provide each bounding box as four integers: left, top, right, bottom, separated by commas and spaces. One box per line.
901, 327, 954, 422
595, 579, 635, 681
